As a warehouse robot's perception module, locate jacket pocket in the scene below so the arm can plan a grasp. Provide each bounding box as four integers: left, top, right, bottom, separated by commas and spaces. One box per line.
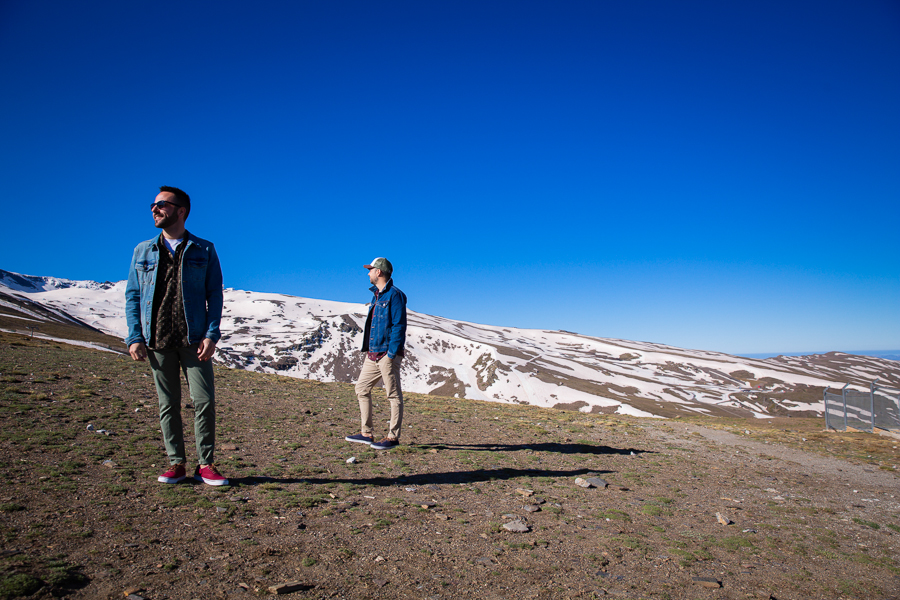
136, 260, 156, 283
184, 255, 208, 283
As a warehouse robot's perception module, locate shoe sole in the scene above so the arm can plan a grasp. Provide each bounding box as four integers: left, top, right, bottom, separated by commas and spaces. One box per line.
195, 475, 229, 486
158, 475, 186, 484
345, 437, 374, 444
372, 443, 398, 450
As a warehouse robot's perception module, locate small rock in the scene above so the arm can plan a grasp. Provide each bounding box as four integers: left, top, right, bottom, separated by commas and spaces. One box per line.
575, 478, 592, 488
420, 502, 436, 509
502, 513, 519, 520
268, 581, 308, 594
374, 556, 385, 562
523, 505, 541, 513
503, 521, 530, 533
86, 424, 95, 431
716, 512, 732, 526
222, 443, 239, 451
216, 506, 228, 513
586, 477, 608, 488
372, 579, 388, 588
123, 588, 142, 597
134, 408, 141, 413
405, 487, 417, 492
692, 576, 721, 588
102, 460, 118, 468
516, 488, 534, 497
475, 557, 495, 565
346, 457, 357, 464
126, 595, 146, 600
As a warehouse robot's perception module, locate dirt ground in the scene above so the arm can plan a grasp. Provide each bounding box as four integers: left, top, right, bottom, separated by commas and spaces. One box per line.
0, 333, 898, 600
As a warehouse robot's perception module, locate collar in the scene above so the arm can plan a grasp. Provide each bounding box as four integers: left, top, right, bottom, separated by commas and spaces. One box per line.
153, 230, 192, 250
369, 278, 393, 296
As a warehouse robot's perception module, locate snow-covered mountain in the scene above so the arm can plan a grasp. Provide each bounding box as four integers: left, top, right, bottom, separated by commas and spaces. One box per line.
2, 268, 897, 419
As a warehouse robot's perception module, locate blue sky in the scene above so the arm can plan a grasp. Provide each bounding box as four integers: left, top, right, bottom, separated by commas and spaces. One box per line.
1, 0, 898, 355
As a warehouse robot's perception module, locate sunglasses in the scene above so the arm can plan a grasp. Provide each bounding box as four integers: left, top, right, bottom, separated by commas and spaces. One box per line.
151, 200, 182, 210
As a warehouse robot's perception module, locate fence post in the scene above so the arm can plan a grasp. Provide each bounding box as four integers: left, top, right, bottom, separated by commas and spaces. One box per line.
897, 390, 900, 431
842, 383, 849, 430
871, 379, 879, 432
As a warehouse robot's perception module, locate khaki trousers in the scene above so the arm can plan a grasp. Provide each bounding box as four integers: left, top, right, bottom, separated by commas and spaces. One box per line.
355, 355, 403, 440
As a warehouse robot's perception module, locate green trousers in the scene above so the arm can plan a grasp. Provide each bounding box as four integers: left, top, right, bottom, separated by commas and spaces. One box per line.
148, 345, 216, 466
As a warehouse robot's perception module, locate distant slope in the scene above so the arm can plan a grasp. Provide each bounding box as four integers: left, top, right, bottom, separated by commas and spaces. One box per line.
3, 268, 897, 419
0, 285, 124, 351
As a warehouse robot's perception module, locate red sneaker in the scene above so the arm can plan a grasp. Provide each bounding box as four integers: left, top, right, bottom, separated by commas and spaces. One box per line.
157, 463, 186, 484
195, 464, 229, 486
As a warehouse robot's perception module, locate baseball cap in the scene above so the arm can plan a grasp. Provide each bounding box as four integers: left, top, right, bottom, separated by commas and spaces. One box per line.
364, 257, 393, 276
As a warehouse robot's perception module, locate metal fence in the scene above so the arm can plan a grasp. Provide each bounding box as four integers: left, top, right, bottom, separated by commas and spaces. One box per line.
824, 380, 900, 432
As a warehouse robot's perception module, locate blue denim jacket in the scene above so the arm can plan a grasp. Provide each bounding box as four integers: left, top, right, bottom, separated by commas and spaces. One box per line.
124, 232, 224, 348
361, 280, 407, 358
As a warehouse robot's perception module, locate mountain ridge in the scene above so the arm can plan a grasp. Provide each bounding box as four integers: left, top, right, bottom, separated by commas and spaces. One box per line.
2, 268, 898, 420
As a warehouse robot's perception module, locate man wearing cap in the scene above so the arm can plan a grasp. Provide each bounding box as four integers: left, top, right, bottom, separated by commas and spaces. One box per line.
125, 185, 229, 486
345, 257, 408, 450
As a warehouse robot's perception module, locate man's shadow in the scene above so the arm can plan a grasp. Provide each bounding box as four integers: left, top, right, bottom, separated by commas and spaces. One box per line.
228, 441, 650, 487
420, 441, 651, 456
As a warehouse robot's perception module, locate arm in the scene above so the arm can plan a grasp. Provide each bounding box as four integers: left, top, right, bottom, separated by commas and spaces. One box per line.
124, 246, 146, 350
203, 242, 224, 344
387, 289, 407, 359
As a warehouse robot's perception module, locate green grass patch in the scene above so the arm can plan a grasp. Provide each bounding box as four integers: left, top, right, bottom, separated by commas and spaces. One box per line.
0, 573, 42, 598
851, 518, 880, 530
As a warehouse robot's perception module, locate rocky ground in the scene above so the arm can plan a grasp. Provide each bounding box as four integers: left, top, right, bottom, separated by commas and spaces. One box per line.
0, 332, 898, 600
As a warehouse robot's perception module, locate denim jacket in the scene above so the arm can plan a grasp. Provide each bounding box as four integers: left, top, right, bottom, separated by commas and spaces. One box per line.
124, 232, 224, 348
361, 280, 407, 359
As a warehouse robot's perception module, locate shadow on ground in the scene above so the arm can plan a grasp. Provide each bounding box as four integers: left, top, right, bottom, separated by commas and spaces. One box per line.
231, 466, 613, 488
421, 442, 652, 456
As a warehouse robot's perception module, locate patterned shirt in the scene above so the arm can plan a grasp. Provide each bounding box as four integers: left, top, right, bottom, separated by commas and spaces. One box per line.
149, 235, 190, 350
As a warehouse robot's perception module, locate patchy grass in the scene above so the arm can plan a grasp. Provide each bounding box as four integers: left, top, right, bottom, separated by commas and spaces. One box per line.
0, 332, 898, 600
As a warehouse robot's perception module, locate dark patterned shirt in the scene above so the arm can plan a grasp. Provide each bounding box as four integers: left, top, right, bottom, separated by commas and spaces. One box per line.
149, 236, 190, 350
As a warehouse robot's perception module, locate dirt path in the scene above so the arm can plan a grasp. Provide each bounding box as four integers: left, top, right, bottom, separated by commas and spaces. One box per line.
652, 421, 900, 492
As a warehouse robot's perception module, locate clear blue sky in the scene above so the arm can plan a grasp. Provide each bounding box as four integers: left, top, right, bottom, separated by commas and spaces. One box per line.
1, 1, 898, 355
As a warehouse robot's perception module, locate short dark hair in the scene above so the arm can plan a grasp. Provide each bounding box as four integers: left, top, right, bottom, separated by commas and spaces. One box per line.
159, 185, 191, 220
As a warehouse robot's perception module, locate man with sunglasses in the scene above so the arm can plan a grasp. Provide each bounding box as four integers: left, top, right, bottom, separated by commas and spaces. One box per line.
125, 186, 228, 486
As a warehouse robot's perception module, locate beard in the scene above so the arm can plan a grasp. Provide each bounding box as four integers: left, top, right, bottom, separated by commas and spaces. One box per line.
154, 211, 179, 229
